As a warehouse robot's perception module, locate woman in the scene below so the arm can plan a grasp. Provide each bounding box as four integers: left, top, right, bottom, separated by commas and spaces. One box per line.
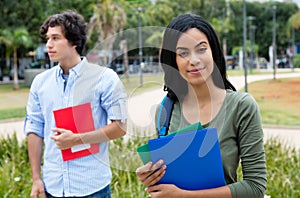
136, 14, 267, 198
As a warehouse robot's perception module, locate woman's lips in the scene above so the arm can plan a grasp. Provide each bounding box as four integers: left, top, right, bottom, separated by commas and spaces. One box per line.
188, 67, 205, 74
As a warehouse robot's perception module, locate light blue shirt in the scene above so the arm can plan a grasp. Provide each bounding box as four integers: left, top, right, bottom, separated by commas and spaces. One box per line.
24, 57, 127, 197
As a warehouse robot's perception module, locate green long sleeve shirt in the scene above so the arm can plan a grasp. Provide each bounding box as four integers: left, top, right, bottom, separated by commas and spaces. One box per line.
167, 89, 267, 198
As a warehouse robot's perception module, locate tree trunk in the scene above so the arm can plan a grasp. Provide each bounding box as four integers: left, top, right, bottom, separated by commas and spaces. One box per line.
13, 48, 19, 90
120, 40, 129, 82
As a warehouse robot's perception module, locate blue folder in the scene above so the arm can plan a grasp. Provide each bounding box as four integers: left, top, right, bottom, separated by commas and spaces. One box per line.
137, 122, 202, 164
148, 128, 226, 190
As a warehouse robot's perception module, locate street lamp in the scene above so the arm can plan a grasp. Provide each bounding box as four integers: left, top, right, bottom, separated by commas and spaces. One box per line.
247, 16, 255, 74
137, 7, 143, 86
272, 5, 277, 80
250, 25, 257, 69
291, 27, 295, 71
242, 0, 248, 92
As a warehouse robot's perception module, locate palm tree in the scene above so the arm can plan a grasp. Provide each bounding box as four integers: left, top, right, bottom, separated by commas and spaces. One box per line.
0, 28, 32, 90
286, 10, 300, 38
289, 10, 300, 30
87, 0, 127, 66
286, 11, 300, 70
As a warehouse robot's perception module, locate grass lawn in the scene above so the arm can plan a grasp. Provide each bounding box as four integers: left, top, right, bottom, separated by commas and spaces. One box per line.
250, 78, 300, 126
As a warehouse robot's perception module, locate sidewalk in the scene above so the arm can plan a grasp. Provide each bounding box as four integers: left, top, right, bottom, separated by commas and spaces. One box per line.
1, 71, 300, 150
127, 71, 300, 150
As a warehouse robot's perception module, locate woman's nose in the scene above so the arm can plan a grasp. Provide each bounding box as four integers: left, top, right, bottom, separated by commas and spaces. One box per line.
189, 53, 200, 65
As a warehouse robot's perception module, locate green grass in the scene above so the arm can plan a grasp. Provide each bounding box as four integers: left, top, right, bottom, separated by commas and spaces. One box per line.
0, 133, 299, 197
0, 107, 26, 120
0, 83, 29, 93
0, 75, 164, 120
250, 78, 300, 126
120, 73, 164, 96
226, 68, 295, 76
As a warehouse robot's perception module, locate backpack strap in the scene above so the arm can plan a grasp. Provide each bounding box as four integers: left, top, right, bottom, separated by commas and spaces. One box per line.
156, 95, 175, 138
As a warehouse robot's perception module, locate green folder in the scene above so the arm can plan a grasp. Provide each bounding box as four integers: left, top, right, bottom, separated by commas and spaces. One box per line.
137, 122, 203, 164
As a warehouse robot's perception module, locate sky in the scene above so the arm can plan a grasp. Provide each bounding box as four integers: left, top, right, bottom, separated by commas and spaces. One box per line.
247, 0, 300, 7
293, 0, 300, 7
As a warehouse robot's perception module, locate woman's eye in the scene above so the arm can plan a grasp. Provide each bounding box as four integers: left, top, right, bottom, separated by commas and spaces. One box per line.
196, 47, 207, 53
178, 51, 189, 57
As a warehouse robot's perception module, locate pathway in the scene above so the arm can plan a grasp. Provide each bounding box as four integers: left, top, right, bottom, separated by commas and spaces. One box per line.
0, 71, 300, 150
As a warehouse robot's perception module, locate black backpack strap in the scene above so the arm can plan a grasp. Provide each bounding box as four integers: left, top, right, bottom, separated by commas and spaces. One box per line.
156, 95, 175, 138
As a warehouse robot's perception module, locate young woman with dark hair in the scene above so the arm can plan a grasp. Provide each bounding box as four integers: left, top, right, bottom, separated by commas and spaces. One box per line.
136, 14, 267, 198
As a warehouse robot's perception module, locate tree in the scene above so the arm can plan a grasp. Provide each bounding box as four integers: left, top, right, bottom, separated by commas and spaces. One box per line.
87, 0, 127, 66
228, 1, 299, 59
0, 28, 32, 90
287, 10, 300, 32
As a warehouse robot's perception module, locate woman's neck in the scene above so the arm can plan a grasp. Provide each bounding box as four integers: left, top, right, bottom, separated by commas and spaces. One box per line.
182, 80, 226, 125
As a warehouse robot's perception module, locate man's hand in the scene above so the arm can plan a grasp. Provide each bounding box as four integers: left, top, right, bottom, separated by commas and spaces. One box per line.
30, 178, 46, 198
51, 128, 81, 150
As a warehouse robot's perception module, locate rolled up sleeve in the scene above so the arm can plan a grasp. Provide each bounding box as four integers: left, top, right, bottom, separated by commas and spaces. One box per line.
24, 80, 45, 137
100, 69, 127, 123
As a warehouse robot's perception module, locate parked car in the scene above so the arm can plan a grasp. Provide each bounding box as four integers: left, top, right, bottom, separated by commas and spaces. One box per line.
276, 57, 288, 68
225, 56, 237, 69
258, 57, 268, 69
108, 63, 125, 75
115, 63, 125, 74
0, 68, 2, 81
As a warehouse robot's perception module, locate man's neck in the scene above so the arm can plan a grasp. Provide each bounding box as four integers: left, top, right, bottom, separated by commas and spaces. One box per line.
60, 55, 82, 74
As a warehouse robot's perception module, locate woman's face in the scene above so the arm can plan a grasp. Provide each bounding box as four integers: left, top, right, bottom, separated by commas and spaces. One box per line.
175, 28, 214, 86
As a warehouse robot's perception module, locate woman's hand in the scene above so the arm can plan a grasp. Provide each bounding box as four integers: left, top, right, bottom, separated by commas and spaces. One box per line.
136, 159, 166, 187
146, 184, 185, 198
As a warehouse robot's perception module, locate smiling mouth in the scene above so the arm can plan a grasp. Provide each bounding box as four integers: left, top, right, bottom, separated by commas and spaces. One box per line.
188, 67, 206, 73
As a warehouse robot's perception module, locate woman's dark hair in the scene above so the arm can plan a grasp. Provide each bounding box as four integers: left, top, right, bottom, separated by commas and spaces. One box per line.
40, 10, 87, 55
160, 13, 236, 101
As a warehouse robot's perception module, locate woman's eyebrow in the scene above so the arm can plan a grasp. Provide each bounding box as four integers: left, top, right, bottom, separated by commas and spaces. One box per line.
194, 41, 208, 48
176, 41, 208, 50
176, 46, 188, 51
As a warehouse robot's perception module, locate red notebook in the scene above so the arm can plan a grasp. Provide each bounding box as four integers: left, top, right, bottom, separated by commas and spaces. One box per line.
53, 102, 99, 161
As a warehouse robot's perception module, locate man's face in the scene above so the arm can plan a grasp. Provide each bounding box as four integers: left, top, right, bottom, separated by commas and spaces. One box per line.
45, 26, 76, 64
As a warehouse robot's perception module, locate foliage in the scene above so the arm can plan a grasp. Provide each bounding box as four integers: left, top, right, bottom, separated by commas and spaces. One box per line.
264, 137, 300, 197
294, 54, 300, 68
0, 132, 300, 197
0, 133, 31, 197
228, 1, 299, 58
0, 28, 32, 90
87, 0, 127, 65
289, 10, 300, 29
0, 0, 299, 66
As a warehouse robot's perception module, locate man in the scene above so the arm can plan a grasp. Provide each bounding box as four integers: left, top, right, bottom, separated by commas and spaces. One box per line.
25, 10, 127, 198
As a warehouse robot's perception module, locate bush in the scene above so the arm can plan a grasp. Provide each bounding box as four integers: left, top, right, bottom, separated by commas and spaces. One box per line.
0, 133, 31, 197
294, 54, 300, 68
0, 133, 299, 197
